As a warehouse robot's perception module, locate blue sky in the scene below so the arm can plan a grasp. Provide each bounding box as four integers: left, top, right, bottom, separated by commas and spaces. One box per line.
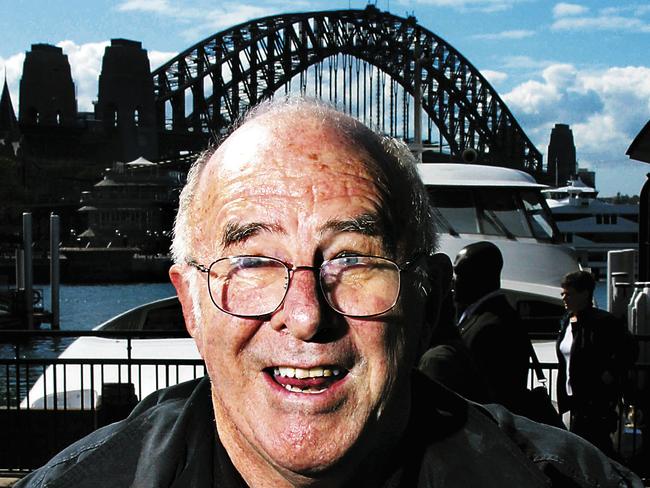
1, 0, 649, 196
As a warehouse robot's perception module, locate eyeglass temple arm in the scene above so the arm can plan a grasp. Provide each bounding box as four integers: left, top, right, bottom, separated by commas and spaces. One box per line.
187, 260, 210, 273
401, 253, 428, 271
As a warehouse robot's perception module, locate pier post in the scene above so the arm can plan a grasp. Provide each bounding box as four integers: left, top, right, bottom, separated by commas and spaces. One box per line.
639, 174, 649, 282
22, 212, 34, 330
50, 213, 60, 329
15, 248, 24, 288
607, 249, 636, 315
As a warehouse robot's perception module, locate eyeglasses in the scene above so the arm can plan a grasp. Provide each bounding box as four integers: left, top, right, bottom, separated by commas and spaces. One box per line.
187, 254, 420, 318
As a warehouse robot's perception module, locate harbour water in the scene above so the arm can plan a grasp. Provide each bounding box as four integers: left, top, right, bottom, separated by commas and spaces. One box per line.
37, 282, 176, 331
0, 282, 177, 405
0, 282, 176, 359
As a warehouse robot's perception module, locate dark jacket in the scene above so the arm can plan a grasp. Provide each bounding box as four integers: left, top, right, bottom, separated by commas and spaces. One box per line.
418, 307, 492, 403
459, 293, 530, 413
16, 373, 642, 488
555, 307, 636, 414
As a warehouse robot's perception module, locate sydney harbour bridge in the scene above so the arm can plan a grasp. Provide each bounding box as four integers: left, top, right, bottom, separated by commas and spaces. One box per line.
151, 6, 545, 181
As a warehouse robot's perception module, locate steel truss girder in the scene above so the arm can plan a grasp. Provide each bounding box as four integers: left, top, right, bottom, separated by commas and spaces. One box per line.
152, 6, 543, 176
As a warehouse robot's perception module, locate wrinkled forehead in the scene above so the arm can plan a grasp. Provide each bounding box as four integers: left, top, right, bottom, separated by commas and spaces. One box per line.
207, 112, 380, 184
187, 112, 394, 247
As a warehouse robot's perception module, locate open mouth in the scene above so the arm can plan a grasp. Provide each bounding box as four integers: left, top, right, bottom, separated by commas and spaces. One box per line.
267, 366, 347, 394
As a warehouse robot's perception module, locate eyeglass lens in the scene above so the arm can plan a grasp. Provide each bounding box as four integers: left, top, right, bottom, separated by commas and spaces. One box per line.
207, 256, 400, 317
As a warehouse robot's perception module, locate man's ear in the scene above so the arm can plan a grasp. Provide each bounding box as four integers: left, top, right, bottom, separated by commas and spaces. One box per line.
418, 253, 453, 355
169, 264, 201, 342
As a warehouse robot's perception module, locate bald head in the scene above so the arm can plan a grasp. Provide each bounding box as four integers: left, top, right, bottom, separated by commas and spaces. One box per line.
171, 98, 436, 267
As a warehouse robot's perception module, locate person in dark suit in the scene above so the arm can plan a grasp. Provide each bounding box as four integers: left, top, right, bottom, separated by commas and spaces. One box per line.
556, 270, 636, 456
454, 241, 530, 413
419, 274, 492, 403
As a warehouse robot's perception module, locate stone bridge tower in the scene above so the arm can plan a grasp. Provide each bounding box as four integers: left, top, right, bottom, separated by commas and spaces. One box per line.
95, 39, 158, 162
19, 44, 77, 127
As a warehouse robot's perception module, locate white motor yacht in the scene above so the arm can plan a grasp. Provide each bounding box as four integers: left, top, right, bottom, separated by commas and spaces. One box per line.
542, 178, 639, 279
25, 163, 579, 410
419, 163, 579, 334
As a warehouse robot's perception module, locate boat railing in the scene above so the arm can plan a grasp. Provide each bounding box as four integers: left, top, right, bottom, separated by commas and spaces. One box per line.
0, 330, 648, 479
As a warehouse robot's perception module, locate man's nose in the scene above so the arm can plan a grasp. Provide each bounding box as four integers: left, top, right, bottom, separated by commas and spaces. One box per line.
270, 268, 323, 341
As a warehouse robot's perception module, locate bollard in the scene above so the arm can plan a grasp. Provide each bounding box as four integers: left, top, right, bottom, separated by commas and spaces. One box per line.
22, 212, 34, 330
50, 213, 60, 329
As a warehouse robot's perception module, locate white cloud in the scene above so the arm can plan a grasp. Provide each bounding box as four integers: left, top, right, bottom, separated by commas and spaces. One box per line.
552, 15, 650, 32
56, 40, 110, 112
115, 1, 281, 42
481, 69, 508, 85
178, 4, 281, 41
148, 50, 177, 70
501, 55, 554, 70
504, 79, 562, 115
395, 0, 528, 13
552, 2, 588, 18
550, 2, 650, 33
576, 66, 650, 136
117, 0, 174, 14
600, 4, 650, 17
502, 63, 650, 194
471, 29, 535, 40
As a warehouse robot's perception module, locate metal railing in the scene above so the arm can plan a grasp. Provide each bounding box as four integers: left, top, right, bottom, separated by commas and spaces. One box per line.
0, 330, 205, 474
0, 330, 648, 479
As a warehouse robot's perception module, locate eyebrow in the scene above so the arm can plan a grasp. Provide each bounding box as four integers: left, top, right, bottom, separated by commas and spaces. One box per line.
220, 213, 385, 250
320, 212, 384, 238
221, 221, 284, 249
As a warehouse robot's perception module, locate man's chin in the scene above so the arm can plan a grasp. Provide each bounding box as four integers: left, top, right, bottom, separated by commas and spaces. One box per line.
248, 403, 377, 480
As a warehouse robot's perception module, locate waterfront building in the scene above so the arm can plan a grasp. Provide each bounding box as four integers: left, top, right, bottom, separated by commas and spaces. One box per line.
547, 123, 577, 187
19, 44, 77, 127
2, 39, 170, 251
95, 39, 158, 163
75, 157, 184, 253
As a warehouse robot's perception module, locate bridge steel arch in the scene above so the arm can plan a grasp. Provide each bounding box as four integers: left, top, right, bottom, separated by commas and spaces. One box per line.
152, 6, 544, 178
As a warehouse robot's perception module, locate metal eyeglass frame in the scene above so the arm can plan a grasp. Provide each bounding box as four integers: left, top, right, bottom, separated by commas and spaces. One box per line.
186, 254, 423, 319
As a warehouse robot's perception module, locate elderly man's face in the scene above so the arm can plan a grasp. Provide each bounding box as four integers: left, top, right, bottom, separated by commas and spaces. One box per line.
171, 114, 428, 483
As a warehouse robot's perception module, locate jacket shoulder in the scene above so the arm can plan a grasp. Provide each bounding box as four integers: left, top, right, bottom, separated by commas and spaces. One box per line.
481, 403, 643, 487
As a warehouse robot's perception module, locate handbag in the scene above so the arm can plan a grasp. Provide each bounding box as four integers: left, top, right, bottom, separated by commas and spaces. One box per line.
521, 341, 566, 430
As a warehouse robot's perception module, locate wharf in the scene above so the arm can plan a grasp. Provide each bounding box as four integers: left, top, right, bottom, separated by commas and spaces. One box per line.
0, 289, 52, 331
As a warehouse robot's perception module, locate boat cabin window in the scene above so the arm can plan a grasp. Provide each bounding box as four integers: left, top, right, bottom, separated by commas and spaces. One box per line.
517, 299, 566, 335
101, 301, 189, 337
426, 188, 479, 234
476, 189, 531, 238
520, 190, 555, 241
142, 304, 188, 334
427, 186, 556, 241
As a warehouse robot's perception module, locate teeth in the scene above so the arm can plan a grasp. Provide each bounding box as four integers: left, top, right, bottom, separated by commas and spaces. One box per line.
276, 366, 295, 378
295, 368, 309, 379
283, 384, 326, 394
274, 366, 342, 379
